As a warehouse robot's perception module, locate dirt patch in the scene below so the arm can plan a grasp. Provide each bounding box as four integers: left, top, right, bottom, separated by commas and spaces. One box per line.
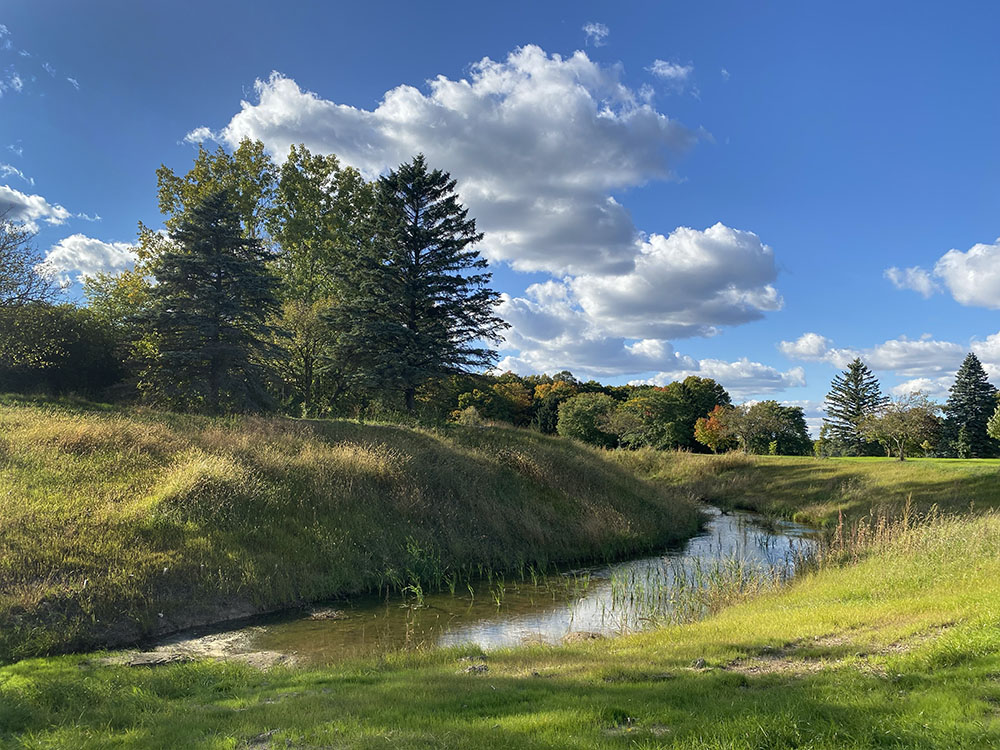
102, 628, 294, 669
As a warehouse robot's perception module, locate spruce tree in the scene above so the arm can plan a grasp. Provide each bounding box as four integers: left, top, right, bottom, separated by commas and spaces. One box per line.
144, 190, 280, 413
329, 155, 508, 411
822, 358, 886, 455
943, 352, 998, 457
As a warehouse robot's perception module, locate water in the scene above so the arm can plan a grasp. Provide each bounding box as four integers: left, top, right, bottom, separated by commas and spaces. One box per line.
172, 508, 815, 665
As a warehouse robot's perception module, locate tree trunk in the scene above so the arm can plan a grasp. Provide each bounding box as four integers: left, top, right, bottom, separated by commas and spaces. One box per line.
404, 386, 416, 413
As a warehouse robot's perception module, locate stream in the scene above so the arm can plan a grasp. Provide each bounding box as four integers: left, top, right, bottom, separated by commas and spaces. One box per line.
148, 507, 816, 667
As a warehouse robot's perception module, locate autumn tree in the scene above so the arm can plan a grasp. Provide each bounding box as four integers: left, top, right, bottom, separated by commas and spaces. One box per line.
694, 405, 738, 453
0, 214, 56, 307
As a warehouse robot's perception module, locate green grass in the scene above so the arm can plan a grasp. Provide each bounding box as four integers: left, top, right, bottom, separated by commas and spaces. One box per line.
3, 509, 999, 748
0, 399, 700, 662
615, 449, 1000, 525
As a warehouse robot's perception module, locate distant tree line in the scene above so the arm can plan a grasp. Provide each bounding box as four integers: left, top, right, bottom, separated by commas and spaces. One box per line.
816, 354, 1000, 460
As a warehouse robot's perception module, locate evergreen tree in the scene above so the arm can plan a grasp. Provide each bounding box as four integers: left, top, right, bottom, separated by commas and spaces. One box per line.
329, 155, 508, 411
143, 190, 280, 413
822, 358, 886, 455
943, 352, 998, 457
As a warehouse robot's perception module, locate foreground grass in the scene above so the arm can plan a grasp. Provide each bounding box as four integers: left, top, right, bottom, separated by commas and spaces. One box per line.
3, 511, 999, 748
0, 399, 700, 662
616, 449, 1000, 525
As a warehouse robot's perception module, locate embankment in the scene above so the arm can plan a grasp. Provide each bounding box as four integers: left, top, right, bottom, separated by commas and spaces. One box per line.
0, 400, 700, 661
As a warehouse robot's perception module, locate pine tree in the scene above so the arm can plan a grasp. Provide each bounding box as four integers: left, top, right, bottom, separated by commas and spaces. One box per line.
943, 352, 998, 457
329, 155, 508, 411
143, 190, 280, 413
822, 358, 887, 455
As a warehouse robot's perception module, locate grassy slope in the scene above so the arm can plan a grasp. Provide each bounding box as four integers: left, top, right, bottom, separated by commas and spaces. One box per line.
616, 449, 1000, 525
3, 511, 999, 748
0, 400, 700, 662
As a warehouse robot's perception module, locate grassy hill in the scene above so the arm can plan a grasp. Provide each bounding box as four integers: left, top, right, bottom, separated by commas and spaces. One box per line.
0, 399, 700, 662
616, 449, 1000, 525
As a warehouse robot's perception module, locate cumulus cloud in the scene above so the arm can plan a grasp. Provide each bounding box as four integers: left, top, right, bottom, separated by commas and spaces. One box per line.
890, 376, 953, 399
884, 265, 940, 298
779, 331, 967, 377
0, 185, 72, 232
885, 238, 1000, 309
193, 47, 791, 381
648, 60, 693, 83
582, 22, 609, 46
634, 358, 806, 400
201, 47, 696, 275
39, 234, 135, 283
183, 126, 217, 145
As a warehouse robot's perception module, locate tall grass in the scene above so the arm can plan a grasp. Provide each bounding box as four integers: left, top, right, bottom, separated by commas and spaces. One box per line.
0, 399, 701, 661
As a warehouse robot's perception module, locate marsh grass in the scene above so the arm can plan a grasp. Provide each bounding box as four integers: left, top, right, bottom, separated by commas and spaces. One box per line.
0, 399, 701, 661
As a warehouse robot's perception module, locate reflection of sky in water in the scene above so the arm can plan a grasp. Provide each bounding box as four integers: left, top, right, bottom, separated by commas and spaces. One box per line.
239, 508, 815, 664
436, 508, 814, 649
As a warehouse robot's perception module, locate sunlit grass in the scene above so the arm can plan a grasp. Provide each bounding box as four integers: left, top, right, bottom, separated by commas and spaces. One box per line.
0, 398, 700, 662
615, 448, 1000, 525
3, 509, 999, 748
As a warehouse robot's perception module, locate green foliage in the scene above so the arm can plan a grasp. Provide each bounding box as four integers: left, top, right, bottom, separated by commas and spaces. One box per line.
730, 401, 812, 455
822, 357, 886, 455
0, 303, 122, 395
327, 155, 508, 411
556, 392, 619, 448
142, 190, 280, 414
943, 352, 999, 457
859, 392, 940, 460
694, 404, 738, 453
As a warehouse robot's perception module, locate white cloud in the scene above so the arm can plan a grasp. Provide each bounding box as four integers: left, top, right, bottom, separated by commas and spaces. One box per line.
570, 223, 781, 339
196, 48, 790, 381
890, 376, 952, 400
780, 330, 966, 377
203, 47, 696, 276
183, 126, 217, 145
648, 60, 693, 83
933, 239, 1000, 309
0, 163, 32, 185
778, 332, 833, 360
884, 265, 940, 298
66, 77, 79, 90
0, 185, 72, 232
721, 68, 731, 81
582, 22, 609, 46
635, 358, 806, 400
885, 237, 1000, 309
39, 234, 135, 282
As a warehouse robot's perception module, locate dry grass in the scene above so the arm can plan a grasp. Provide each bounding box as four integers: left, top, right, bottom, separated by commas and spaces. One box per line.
0, 398, 701, 661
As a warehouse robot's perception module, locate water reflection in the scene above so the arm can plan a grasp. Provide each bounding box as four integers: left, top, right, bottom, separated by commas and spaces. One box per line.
219, 508, 815, 665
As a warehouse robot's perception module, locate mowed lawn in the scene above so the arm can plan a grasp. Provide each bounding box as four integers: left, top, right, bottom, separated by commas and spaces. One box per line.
617, 449, 1000, 525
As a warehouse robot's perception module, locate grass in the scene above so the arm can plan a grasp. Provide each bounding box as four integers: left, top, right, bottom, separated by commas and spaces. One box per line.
3, 508, 1000, 748
615, 448, 1000, 525
0, 398, 701, 662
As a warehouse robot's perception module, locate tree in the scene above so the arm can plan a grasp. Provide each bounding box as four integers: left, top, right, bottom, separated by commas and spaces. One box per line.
0, 214, 57, 307
728, 401, 812, 455
942, 352, 998, 457
266, 145, 375, 415
329, 155, 508, 411
142, 190, 280, 413
987, 401, 1000, 444
556, 392, 618, 448
860, 392, 940, 461
694, 405, 738, 453
822, 358, 886, 455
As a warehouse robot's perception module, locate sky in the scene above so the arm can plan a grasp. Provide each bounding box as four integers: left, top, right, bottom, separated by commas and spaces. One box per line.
2, 1, 999, 432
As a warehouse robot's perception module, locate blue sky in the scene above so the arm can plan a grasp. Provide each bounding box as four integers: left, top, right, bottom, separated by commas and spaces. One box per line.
2, 1, 999, 429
